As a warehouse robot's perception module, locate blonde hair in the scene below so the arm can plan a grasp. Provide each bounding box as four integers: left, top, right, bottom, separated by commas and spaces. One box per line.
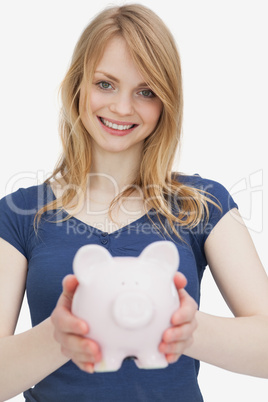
35, 4, 220, 238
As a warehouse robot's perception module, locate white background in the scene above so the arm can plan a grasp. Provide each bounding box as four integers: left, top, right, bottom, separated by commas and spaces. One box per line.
0, 0, 267, 401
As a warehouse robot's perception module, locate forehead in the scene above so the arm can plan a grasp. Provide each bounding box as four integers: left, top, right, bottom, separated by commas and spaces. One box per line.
97, 36, 130, 63
94, 36, 145, 83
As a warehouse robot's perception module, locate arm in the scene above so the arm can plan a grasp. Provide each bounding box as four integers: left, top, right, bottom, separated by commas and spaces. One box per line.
161, 209, 268, 378
0, 238, 68, 401
184, 310, 268, 377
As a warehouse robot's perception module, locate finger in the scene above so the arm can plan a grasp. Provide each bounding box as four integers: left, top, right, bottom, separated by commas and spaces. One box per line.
60, 334, 101, 357
173, 272, 187, 290
61, 337, 102, 371
52, 275, 79, 314
62, 344, 102, 364
78, 347, 102, 363
162, 320, 197, 343
69, 347, 102, 365
62, 274, 79, 303
75, 361, 95, 374
51, 274, 89, 336
171, 289, 198, 326
52, 306, 89, 338
165, 353, 181, 364
159, 336, 194, 355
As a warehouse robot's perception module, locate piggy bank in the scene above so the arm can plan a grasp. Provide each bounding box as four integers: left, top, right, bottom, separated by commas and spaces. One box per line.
72, 240, 180, 372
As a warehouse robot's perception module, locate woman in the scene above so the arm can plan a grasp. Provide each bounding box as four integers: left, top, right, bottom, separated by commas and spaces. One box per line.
0, 4, 267, 402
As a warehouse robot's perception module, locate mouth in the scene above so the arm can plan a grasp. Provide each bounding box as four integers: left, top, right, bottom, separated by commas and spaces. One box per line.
98, 116, 138, 135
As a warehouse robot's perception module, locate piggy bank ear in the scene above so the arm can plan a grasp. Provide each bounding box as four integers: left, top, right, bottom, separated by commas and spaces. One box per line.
139, 241, 179, 275
73, 245, 112, 281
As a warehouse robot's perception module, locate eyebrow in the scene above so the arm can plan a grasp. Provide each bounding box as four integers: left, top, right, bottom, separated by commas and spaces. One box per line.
95, 70, 148, 87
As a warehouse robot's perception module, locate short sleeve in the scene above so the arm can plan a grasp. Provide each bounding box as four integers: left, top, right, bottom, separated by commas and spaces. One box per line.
0, 189, 30, 258
199, 178, 238, 245
175, 175, 239, 270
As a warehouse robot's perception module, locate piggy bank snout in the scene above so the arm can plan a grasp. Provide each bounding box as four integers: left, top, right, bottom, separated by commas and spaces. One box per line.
112, 292, 154, 329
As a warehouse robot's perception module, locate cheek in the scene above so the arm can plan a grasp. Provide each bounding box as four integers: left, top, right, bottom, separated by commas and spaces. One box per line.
79, 87, 103, 118
142, 102, 163, 127
89, 89, 106, 114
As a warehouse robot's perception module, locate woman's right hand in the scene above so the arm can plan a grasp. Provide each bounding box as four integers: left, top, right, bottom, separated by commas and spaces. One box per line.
51, 274, 102, 373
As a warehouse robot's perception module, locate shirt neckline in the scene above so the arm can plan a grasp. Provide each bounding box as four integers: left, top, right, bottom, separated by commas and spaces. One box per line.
45, 182, 153, 236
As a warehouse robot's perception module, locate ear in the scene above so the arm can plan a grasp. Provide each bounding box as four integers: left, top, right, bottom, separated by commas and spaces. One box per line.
73, 245, 112, 281
139, 241, 179, 276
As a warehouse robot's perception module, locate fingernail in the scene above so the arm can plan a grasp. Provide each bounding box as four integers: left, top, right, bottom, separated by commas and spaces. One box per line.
167, 355, 177, 364
87, 364, 94, 374
81, 322, 88, 334
158, 343, 166, 353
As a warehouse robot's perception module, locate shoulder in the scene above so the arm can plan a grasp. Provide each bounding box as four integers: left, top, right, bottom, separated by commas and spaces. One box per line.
173, 173, 238, 242
174, 173, 237, 211
0, 182, 53, 215
0, 182, 55, 258
175, 172, 228, 192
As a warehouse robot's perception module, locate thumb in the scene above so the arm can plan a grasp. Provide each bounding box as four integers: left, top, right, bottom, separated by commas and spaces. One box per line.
173, 272, 187, 291
62, 274, 79, 304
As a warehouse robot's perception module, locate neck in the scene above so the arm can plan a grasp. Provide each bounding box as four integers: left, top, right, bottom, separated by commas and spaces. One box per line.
89, 144, 142, 195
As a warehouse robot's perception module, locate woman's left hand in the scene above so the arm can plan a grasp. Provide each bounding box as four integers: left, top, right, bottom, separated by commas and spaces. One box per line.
159, 272, 198, 364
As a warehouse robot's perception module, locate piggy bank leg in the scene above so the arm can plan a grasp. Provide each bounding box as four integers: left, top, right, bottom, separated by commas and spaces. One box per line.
135, 350, 168, 369
94, 350, 124, 373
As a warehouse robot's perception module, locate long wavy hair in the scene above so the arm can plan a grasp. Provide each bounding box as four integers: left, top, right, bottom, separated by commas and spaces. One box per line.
35, 4, 220, 238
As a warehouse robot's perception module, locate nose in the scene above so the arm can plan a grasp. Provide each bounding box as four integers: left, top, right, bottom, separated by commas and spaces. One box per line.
112, 292, 154, 329
109, 91, 134, 116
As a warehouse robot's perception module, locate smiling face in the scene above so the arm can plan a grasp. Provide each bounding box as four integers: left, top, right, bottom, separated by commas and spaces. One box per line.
79, 36, 163, 156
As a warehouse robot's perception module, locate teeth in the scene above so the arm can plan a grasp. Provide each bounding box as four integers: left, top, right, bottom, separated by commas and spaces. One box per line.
100, 117, 134, 131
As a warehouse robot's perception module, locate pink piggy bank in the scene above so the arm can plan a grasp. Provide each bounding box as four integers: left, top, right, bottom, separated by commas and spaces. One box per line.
72, 240, 180, 372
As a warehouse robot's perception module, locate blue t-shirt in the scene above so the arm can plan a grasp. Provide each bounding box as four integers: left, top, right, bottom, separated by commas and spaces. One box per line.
0, 174, 238, 402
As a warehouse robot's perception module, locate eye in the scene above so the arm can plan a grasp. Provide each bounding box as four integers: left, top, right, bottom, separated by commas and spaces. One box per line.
139, 89, 155, 98
97, 81, 112, 90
